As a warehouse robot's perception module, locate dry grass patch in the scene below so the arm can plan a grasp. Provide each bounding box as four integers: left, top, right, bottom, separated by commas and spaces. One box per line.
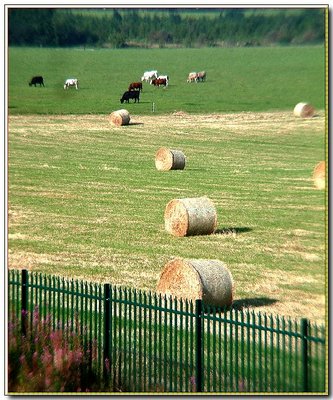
236, 268, 325, 323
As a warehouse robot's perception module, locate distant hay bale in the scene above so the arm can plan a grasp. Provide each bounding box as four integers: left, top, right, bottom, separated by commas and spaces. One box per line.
155, 147, 186, 171
164, 196, 217, 237
156, 258, 234, 307
313, 161, 325, 190
109, 109, 130, 126
293, 102, 315, 118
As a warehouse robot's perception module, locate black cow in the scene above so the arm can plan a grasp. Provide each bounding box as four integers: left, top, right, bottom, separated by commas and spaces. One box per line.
120, 90, 140, 104
29, 76, 44, 87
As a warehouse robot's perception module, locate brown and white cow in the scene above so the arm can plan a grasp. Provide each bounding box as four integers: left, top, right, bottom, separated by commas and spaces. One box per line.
197, 71, 206, 82
151, 78, 167, 87
128, 82, 143, 92
155, 74, 169, 86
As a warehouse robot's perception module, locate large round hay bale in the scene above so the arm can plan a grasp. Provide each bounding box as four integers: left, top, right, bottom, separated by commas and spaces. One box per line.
155, 147, 186, 171
156, 258, 234, 307
313, 161, 325, 190
293, 102, 315, 118
164, 196, 217, 237
109, 109, 130, 126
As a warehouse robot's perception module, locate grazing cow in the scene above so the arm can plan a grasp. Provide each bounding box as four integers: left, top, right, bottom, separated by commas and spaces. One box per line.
187, 72, 198, 83
128, 82, 143, 92
151, 78, 167, 87
120, 90, 140, 103
29, 76, 44, 87
197, 71, 206, 82
141, 70, 158, 83
156, 75, 169, 85
64, 78, 79, 90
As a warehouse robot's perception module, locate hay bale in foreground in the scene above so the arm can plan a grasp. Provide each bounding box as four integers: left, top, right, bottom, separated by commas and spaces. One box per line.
109, 109, 130, 126
293, 102, 315, 118
155, 147, 186, 171
156, 258, 234, 307
313, 161, 325, 190
164, 196, 217, 237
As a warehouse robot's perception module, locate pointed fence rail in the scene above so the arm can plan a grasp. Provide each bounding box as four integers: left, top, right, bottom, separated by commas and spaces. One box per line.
8, 269, 326, 393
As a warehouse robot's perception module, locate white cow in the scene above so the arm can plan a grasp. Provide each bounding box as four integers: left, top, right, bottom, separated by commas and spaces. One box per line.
141, 70, 158, 83
64, 78, 79, 90
187, 72, 198, 83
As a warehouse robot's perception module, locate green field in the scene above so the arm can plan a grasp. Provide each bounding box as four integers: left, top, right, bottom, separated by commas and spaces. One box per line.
7, 46, 327, 323
8, 46, 325, 115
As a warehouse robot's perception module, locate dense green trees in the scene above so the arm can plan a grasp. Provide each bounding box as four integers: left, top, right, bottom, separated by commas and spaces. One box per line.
8, 8, 325, 48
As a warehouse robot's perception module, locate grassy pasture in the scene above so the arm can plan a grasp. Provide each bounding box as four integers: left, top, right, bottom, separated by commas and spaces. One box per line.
8, 110, 326, 323
8, 46, 325, 115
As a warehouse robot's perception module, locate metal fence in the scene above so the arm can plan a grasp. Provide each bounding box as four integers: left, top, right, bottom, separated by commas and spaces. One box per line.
8, 269, 327, 393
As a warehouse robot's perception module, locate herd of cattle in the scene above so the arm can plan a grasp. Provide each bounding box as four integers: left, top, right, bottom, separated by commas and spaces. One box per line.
28, 69, 206, 104
187, 71, 206, 83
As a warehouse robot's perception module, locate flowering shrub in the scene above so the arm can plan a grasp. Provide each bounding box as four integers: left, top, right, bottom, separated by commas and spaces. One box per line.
8, 308, 106, 393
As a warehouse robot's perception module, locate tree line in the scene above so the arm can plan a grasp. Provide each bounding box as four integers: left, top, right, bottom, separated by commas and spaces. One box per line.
8, 8, 325, 48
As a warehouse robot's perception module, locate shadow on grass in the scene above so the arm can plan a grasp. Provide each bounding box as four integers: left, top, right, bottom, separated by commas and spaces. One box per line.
215, 227, 252, 235
204, 298, 278, 314
129, 122, 144, 126
232, 297, 278, 310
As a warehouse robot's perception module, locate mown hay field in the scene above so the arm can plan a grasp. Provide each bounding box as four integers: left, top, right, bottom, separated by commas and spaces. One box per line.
8, 110, 326, 323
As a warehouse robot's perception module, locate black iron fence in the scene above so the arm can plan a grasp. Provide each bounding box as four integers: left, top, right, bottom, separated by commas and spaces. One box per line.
8, 269, 327, 393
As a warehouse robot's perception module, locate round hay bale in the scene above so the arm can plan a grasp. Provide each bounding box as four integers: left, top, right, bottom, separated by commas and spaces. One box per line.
155, 147, 186, 171
109, 109, 130, 126
156, 258, 234, 307
293, 102, 315, 118
164, 196, 217, 237
313, 161, 325, 190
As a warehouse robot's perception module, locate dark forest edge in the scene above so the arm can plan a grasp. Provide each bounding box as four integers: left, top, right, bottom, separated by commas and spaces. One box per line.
8, 8, 325, 48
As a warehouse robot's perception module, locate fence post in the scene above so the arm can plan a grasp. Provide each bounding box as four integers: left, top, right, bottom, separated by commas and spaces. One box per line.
104, 283, 111, 381
21, 269, 28, 335
301, 318, 309, 392
195, 299, 203, 392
